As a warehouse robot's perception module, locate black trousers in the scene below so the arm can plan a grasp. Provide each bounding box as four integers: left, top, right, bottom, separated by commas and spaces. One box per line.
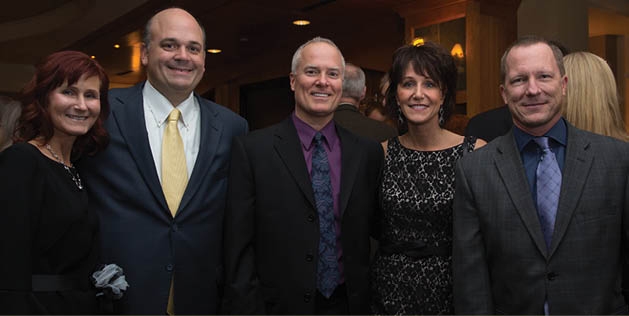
315, 283, 349, 315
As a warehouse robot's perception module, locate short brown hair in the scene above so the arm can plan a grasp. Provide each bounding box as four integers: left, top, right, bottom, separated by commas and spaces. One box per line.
385, 42, 457, 133
500, 35, 565, 84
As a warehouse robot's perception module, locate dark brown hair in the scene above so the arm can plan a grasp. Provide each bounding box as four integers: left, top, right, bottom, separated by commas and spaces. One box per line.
15, 50, 110, 157
385, 42, 457, 133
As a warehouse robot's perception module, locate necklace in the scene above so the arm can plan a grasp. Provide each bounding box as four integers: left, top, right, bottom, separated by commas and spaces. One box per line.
45, 143, 83, 190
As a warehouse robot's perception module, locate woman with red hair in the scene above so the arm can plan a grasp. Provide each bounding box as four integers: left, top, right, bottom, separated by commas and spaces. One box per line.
0, 51, 116, 313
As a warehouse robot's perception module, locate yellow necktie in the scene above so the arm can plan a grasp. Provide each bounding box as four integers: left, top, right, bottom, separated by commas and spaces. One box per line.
162, 109, 187, 315
162, 108, 188, 217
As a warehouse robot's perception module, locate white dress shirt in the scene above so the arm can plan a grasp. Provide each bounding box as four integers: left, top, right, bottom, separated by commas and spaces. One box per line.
143, 81, 200, 182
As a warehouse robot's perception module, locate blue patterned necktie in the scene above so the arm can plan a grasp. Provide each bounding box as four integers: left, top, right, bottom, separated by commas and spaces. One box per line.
311, 132, 339, 298
534, 137, 561, 249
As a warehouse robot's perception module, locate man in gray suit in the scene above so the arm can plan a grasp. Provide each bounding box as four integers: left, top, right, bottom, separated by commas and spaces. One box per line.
453, 36, 629, 314
333, 63, 397, 142
80, 8, 248, 314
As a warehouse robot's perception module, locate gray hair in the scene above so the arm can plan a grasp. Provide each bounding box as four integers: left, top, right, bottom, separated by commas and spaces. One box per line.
290, 36, 346, 74
342, 63, 365, 99
142, 7, 207, 49
500, 35, 565, 84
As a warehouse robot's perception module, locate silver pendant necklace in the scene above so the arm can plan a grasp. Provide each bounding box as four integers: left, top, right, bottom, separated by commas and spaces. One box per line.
45, 143, 83, 190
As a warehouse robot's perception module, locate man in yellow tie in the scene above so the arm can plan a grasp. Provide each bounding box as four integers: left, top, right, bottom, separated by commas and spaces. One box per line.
80, 7, 248, 314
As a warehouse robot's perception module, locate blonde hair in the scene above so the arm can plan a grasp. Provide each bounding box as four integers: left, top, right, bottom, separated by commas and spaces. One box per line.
563, 52, 629, 141
0, 96, 21, 151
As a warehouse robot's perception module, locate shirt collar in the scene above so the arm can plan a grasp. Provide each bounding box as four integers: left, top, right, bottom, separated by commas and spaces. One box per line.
292, 111, 338, 151
143, 80, 196, 128
513, 117, 567, 152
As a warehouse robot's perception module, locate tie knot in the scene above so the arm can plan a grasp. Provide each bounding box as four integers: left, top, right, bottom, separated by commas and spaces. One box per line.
314, 132, 324, 145
534, 136, 550, 150
167, 109, 181, 122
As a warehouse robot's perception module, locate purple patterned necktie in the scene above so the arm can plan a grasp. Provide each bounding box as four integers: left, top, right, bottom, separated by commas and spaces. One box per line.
534, 137, 561, 249
311, 132, 339, 298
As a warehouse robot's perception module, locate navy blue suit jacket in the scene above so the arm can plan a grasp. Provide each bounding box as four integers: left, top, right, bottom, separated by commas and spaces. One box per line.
79, 82, 248, 314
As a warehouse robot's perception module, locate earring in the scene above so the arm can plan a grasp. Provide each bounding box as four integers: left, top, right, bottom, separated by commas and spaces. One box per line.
438, 106, 445, 126
397, 107, 405, 126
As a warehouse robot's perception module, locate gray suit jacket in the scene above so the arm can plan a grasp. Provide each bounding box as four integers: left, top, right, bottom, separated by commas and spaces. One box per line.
453, 123, 629, 314
79, 82, 248, 314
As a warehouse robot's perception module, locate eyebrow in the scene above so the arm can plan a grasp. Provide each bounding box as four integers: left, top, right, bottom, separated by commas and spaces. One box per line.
160, 38, 202, 46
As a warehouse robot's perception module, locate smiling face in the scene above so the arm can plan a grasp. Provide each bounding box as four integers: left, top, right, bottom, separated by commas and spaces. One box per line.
396, 63, 444, 128
290, 42, 343, 126
501, 42, 567, 135
47, 75, 101, 140
141, 8, 205, 105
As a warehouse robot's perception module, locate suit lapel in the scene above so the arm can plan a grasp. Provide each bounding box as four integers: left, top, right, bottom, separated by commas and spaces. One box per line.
177, 96, 222, 213
111, 82, 168, 212
494, 132, 548, 256
549, 125, 593, 256
273, 118, 316, 208
337, 126, 361, 217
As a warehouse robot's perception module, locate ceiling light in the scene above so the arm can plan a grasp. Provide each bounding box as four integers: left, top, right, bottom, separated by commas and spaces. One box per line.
91, 55, 96, 59
113, 44, 120, 49
451, 43, 464, 59
412, 37, 425, 46
293, 19, 310, 26
207, 49, 222, 54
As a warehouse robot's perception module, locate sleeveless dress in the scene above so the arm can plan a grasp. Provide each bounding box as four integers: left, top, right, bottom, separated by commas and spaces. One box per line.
371, 136, 476, 315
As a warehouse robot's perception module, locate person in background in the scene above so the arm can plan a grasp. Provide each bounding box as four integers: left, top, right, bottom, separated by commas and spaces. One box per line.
334, 63, 397, 142
0, 51, 111, 313
0, 96, 21, 151
79, 7, 248, 314
453, 36, 629, 314
370, 42, 484, 315
563, 51, 628, 142
223, 37, 383, 315
464, 104, 512, 142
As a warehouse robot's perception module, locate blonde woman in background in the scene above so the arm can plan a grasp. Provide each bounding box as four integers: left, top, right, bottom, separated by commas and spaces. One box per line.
0, 96, 21, 151
563, 52, 629, 141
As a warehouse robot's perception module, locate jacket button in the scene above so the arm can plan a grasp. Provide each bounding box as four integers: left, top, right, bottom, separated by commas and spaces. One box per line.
305, 254, 313, 262
547, 272, 557, 281
166, 264, 174, 272
304, 291, 312, 302
307, 214, 315, 222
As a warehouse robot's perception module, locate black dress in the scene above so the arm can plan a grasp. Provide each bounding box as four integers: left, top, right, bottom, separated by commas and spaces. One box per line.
0, 143, 99, 314
371, 136, 475, 315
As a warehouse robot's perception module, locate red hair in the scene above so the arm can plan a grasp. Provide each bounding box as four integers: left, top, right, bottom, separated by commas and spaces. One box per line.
15, 50, 110, 157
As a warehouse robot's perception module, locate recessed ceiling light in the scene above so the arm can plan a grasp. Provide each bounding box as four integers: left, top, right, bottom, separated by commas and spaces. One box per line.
91, 55, 96, 59
207, 49, 222, 54
293, 19, 310, 26
113, 44, 120, 49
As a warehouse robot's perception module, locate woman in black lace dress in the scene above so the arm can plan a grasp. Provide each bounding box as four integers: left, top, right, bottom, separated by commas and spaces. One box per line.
371, 43, 485, 314
0, 51, 112, 314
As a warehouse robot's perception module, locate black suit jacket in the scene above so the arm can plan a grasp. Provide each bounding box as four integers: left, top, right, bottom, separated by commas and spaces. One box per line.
464, 105, 512, 142
79, 82, 248, 314
223, 117, 383, 314
333, 103, 397, 142
453, 123, 629, 314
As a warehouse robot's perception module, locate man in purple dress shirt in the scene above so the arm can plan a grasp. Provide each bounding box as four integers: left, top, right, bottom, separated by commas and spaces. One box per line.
223, 37, 384, 315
